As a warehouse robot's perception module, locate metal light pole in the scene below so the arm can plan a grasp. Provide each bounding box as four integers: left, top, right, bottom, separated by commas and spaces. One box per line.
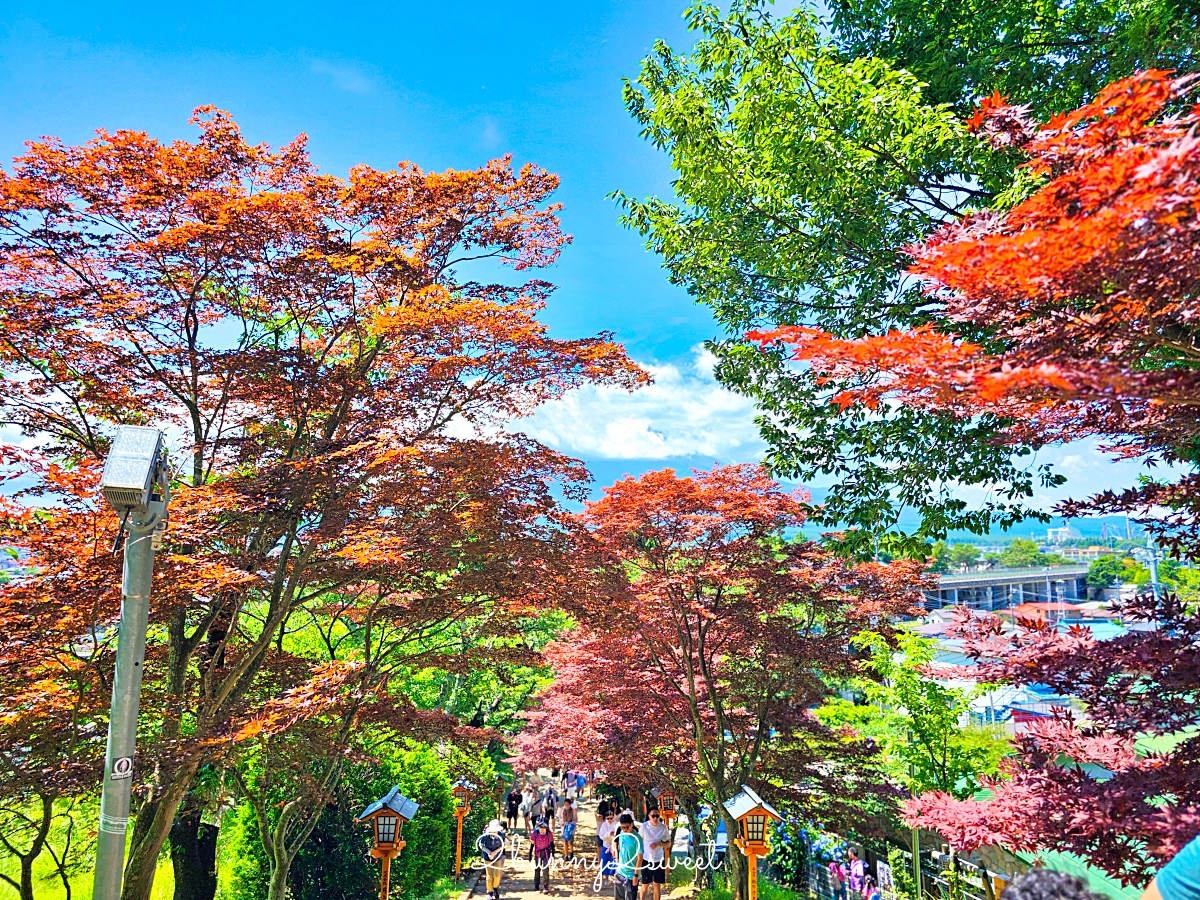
93, 426, 170, 900
1146, 536, 1162, 603
908, 745, 923, 900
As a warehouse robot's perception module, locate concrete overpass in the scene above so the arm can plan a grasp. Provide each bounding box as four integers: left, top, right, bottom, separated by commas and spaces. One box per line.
925, 565, 1090, 610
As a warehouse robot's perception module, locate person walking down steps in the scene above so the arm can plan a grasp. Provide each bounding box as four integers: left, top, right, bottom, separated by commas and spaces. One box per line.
613, 813, 644, 900
530, 816, 557, 893
479, 820, 507, 900
561, 797, 578, 859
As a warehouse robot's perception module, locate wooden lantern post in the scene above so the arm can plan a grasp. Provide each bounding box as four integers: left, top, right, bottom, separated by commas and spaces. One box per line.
493, 774, 508, 820
650, 787, 677, 826
451, 778, 476, 879
723, 786, 781, 900
356, 786, 419, 900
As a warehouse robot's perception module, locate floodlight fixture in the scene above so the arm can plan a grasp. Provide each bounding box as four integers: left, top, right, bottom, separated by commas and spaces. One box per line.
99, 426, 166, 514
92, 424, 170, 900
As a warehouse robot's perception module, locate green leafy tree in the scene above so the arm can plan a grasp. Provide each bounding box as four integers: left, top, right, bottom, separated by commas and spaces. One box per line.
995, 539, 1068, 569
997, 539, 1046, 568
929, 541, 952, 574
618, 1, 1200, 554
224, 804, 271, 900
829, 0, 1200, 116
1087, 555, 1125, 588
852, 632, 1009, 798
228, 743, 455, 900
949, 543, 981, 571
1174, 568, 1200, 611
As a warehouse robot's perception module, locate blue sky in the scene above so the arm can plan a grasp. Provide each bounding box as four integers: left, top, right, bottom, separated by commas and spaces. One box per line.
0, 0, 1161, 529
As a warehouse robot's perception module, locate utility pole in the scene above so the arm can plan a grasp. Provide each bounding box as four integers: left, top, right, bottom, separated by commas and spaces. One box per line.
93, 427, 170, 900
1147, 535, 1162, 603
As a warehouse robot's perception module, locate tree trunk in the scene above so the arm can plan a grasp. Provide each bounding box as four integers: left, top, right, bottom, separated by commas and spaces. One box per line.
266, 856, 293, 900
727, 841, 749, 900
121, 761, 200, 900
17, 859, 34, 900
680, 797, 707, 887
0, 793, 55, 900
169, 810, 218, 900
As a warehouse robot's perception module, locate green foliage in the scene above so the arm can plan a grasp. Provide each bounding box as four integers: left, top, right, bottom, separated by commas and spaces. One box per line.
618, 0, 1198, 552
360, 745, 454, 897
814, 697, 907, 742
851, 632, 1010, 798
949, 543, 980, 570
768, 819, 812, 889
828, 0, 1200, 116
696, 883, 733, 900
1129, 557, 1183, 586
996, 539, 1068, 568
888, 846, 915, 900
402, 612, 569, 734
224, 802, 271, 900
287, 800, 377, 900
927, 541, 983, 573
1087, 555, 1125, 587
1173, 567, 1200, 611
758, 879, 810, 900
225, 743, 457, 900
929, 541, 951, 574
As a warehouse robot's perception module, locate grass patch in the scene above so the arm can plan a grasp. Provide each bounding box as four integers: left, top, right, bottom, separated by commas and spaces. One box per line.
421, 877, 460, 900
0, 857, 174, 900
696, 885, 733, 900
759, 880, 809, 900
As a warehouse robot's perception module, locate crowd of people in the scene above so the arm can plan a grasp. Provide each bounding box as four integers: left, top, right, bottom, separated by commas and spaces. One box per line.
478, 771, 1200, 900
827, 848, 880, 900
478, 770, 675, 900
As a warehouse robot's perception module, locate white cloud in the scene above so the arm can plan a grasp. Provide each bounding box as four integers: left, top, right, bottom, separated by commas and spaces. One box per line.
520, 346, 765, 460
926, 438, 1187, 514
309, 59, 373, 95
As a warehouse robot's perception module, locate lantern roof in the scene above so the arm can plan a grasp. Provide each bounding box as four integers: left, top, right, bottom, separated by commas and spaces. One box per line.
452, 777, 478, 792
358, 785, 419, 822
650, 787, 675, 799
722, 785, 780, 822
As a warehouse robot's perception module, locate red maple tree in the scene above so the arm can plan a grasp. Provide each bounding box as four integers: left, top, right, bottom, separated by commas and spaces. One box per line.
750, 71, 1200, 884
0, 108, 646, 900
518, 465, 924, 900
751, 70, 1200, 557
903, 599, 1200, 886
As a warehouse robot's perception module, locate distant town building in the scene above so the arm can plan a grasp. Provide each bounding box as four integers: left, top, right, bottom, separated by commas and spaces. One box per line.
1059, 545, 1108, 561
1046, 525, 1081, 543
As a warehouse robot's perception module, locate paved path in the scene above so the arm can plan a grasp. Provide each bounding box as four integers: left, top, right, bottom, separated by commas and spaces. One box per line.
468, 794, 609, 900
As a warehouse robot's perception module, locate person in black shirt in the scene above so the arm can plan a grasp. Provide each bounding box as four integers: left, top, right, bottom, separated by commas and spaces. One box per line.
505, 789, 521, 831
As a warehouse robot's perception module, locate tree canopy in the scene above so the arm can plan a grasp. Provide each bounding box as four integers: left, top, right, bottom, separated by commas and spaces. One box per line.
618, 1, 1200, 554
516, 464, 926, 900
0, 108, 644, 900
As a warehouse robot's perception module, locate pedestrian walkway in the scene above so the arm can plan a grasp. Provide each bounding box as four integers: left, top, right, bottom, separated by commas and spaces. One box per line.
468, 795, 606, 900
465, 788, 701, 900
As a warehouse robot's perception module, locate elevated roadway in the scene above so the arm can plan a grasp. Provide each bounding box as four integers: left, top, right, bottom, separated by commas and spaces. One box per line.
925, 565, 1090, 610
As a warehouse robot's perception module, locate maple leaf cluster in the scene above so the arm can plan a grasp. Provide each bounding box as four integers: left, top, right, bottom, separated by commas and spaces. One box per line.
748, 71, 1200, 885
0, 108, 646, 900
751, 70, 1200, 557
515, 465, 925, 856
902, 600, 1200, 886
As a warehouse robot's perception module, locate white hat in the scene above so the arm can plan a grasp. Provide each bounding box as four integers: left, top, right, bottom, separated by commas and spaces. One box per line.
486, 820, 503, 834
